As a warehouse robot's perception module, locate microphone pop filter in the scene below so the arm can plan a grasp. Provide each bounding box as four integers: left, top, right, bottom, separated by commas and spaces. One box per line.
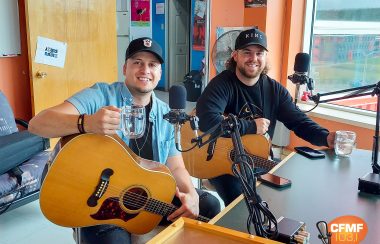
169, 85, 187, 110
294, 53, 310, 73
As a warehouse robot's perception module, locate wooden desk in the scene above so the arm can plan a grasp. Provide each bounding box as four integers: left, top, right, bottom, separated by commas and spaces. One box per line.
212, 149, 380, 243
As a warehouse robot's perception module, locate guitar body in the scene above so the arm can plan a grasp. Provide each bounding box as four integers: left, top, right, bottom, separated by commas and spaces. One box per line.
40, 134, 176, 234
181, 121, 273, 179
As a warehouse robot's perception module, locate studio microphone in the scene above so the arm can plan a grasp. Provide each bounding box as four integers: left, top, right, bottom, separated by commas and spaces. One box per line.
316, 221, 331, 244
288, 53, 314, 104
163, 85, 191, 149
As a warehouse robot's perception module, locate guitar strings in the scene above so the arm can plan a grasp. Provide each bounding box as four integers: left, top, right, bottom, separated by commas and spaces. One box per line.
187, 143, 277, 169
102, 190, 209, 222
92, 190, 210, 222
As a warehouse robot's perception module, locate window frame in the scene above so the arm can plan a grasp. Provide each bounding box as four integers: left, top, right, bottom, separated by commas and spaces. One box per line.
301, 0, 377, 124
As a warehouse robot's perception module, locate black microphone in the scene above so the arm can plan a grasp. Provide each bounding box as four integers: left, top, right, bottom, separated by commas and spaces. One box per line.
316, 221, 331, 244
288, 53, 314, 104
163, 85, 191, 149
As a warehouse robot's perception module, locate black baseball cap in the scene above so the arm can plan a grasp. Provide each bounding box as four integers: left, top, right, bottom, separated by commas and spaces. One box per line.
125, 37, 164, 64
235, 28, 268, 51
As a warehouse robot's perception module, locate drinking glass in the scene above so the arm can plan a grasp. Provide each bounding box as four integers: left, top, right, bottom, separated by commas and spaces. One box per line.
120, 105, 145, 139
334, 130, 356, 157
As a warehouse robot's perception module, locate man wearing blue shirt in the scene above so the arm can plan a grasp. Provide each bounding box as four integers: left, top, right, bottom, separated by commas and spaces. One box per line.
30, 37, 220, 244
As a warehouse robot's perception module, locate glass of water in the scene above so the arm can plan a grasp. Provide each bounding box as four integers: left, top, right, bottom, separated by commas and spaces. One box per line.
334, 130, 356, 157
120, 105, 145, 139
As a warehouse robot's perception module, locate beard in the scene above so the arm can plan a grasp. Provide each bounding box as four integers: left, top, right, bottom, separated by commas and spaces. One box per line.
237, 63, 264, 80
131, 85, 154, 95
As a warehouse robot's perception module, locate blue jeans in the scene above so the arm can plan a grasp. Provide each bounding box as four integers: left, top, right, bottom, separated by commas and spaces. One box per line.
79, 188, 220, 244
80, 225, 130, 244
209, 174, 243, 206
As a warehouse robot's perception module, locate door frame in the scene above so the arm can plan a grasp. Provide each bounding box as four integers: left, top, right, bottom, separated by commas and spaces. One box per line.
164, 0, 211, 91
165, 0, 190, 90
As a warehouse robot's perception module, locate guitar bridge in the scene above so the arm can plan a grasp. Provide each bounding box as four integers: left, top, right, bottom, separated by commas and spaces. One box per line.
87, 168, 114, 207
206, 141, 217, 161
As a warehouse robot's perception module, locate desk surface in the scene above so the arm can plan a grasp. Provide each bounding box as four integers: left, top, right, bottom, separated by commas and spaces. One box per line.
214, 149, 380, 243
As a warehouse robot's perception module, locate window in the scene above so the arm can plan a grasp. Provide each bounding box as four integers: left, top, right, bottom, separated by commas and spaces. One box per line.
305, 0, 380, 112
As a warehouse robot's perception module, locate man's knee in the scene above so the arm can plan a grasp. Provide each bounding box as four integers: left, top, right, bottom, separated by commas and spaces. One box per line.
199, 191, 221, 219
209, 175, 242, 206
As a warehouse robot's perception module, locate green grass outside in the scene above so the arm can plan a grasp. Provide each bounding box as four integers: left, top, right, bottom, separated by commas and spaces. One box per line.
311, 56, 380, 93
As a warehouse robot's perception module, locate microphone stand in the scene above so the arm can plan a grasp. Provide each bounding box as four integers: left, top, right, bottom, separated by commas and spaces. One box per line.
309, 81, 380, 194
192, 114, 278, 239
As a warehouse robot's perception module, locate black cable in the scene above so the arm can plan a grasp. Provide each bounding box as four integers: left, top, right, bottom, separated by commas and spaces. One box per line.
302, 102, 319, 113
231, 153, 278, 239
177, 114, 278, 239
175, 141, 198, 152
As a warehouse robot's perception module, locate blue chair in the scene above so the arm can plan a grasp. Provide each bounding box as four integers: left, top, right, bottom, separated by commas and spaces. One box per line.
0, 91, 50, 214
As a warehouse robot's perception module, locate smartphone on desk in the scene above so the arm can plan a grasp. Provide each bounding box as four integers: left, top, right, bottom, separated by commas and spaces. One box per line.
294, 146, 325, 159
258, 173, 292, 188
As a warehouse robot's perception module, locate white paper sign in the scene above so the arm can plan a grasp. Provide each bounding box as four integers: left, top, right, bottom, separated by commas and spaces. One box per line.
35, 36, 67, 68
156, 3, 164, 15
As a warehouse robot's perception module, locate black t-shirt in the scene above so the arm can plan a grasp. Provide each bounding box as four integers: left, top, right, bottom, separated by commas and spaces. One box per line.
196, 70, 329, 147
236, 78, 264, 121
129, 101, 153, 160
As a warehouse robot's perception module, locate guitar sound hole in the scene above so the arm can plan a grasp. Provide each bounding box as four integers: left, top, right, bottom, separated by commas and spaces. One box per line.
122, 187, 148, 211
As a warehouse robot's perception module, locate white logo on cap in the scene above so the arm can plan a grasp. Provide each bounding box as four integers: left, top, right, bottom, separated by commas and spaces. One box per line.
245, 33, 263, 39
143, 39, 152, 47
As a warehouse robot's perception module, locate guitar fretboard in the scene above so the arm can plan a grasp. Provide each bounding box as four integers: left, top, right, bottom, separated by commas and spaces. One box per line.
145, 198, 210, 222
230, 150, 278, 171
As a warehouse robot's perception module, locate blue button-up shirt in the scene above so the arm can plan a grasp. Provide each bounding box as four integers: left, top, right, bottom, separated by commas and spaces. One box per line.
67, 82, 179, 164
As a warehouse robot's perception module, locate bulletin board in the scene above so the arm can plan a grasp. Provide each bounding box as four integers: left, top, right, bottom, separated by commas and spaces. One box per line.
0, 0, 21, 57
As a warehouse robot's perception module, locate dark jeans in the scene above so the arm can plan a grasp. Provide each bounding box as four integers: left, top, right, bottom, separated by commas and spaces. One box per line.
209, 174, 243, 206
79, 188, 220, 244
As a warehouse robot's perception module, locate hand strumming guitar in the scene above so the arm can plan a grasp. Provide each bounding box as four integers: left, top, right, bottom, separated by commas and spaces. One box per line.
167, 187, 199, 222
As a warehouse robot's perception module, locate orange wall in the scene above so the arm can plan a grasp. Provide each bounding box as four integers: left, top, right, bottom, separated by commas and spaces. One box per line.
208, 0, 245, 78
0, 0, 31, 121
289, 117, 373, 150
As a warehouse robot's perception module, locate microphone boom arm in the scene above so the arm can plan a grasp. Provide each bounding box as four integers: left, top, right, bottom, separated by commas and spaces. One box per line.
309, 81, 380, 174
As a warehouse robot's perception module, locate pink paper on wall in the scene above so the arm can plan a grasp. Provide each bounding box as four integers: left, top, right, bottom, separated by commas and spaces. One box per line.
131, 0, 150, 27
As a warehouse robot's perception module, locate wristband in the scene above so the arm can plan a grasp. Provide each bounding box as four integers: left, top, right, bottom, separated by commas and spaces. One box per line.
77, 114, 86, 134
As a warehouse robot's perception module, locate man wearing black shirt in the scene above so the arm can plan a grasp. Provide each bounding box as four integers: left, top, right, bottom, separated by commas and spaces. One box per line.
196, 28, 336, 206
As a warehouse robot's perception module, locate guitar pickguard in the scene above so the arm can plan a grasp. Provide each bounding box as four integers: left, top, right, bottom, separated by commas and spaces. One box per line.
91, 186, 150, 222
91, 198, 138, 222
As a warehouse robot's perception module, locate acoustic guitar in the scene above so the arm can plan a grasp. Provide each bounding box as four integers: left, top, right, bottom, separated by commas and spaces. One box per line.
181, 121, 278, 179
39, 133, 209, 235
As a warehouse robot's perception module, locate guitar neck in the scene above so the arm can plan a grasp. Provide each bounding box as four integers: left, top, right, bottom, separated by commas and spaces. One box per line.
145, 198, 209, 222
250, 154, 278, 170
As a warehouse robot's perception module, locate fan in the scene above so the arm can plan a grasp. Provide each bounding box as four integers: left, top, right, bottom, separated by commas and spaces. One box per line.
211, 30, 241, 74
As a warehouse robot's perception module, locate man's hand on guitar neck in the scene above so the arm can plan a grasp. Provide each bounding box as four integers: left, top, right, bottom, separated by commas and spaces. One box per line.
167, 187, 199, 222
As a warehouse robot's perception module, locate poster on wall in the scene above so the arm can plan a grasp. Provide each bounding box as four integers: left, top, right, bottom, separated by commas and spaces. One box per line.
131, 0, 150, 27
192, 0, 206, 51
244, 0, 267, 8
